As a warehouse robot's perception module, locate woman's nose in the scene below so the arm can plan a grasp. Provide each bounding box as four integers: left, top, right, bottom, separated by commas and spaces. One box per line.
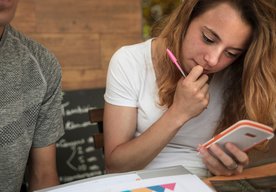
203, 48, 222, 67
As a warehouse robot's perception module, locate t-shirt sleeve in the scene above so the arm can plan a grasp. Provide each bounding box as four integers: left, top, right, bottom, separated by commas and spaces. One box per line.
32, 54, 65, 147
104, 47, 139, 107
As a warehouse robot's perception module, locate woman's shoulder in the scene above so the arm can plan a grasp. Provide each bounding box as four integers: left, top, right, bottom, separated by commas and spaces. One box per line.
114, 39, 152, 59
109, 39, 153, 70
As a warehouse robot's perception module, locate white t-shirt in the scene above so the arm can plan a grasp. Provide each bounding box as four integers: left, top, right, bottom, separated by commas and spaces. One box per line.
104, 39, 229, 177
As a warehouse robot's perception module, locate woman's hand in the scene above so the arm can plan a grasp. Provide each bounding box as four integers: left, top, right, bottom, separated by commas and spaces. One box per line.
170, 65, 209, 123
198, 143, 249, 176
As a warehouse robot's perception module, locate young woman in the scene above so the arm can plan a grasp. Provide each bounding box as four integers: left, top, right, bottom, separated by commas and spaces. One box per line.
103, 0, 276, 178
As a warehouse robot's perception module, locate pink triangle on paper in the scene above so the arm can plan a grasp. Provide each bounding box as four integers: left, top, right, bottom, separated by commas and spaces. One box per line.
161, 183, 176, 190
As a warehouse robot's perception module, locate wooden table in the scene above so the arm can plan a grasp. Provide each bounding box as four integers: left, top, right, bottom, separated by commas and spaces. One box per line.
204, 162, 276, 186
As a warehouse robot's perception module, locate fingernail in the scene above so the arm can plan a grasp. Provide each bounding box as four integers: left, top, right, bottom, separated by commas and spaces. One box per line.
197, 144, 202, 151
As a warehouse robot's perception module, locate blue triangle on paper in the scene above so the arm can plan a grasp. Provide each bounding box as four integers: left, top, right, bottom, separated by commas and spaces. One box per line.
148, 185, 165, 192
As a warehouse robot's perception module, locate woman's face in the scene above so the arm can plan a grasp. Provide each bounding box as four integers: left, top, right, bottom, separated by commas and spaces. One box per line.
181, 2, 252, 74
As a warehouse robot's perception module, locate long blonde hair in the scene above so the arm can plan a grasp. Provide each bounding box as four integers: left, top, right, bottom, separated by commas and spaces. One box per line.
153, 0, 276, 134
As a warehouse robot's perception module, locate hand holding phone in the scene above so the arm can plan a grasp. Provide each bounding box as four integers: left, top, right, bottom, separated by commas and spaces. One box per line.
202, 120, 274, 152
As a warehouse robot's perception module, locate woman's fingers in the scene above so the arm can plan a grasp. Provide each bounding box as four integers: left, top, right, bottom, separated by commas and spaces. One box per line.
199, 146, 233, 176
172, 65, 210, 119
185, 65, 205, 82
225, 143, 249, 166
199, 144, 248, 176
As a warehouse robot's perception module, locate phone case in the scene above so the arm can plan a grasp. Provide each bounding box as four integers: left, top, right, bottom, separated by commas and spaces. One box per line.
202, 120, 274, 152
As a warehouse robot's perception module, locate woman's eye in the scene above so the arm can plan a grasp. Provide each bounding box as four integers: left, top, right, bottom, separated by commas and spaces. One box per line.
202, 33, 214, 44
225, 51, 238, 58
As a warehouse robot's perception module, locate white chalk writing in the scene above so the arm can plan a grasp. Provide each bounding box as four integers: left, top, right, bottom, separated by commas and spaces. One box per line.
56, 138, 86, 148
65, 121, 93, 130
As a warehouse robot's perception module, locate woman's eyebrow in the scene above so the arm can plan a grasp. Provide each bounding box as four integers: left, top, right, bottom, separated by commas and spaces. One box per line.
203, 26, 221, 41
229, 47, 244, 52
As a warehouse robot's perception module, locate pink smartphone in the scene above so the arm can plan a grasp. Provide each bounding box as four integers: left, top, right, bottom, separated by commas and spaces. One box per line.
202, 120, 274, 152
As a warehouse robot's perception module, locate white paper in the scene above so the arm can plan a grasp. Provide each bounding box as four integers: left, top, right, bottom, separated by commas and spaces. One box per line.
46, 174, 141, 192
43, 174, 213, 192
109, 174, 213, 192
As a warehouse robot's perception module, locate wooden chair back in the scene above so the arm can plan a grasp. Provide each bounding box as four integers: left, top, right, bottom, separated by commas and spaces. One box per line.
89, 108, 104, 149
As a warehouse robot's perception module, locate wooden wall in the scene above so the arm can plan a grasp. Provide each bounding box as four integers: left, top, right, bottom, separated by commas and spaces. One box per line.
11, 0, 142, 90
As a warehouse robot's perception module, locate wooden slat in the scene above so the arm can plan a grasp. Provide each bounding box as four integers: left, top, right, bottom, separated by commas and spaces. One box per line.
11, 0, 142, 90
62, 69, 107, 90
11, 0, 35, 32
93, 133, 104, 149
204, 162, 276, 186
89, 108, 104, 149
30, 33, 101, 69
89, 108, 104, 123
34, 0, 141, 34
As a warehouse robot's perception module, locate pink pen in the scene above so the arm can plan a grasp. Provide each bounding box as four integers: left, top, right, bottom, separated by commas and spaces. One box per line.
166, 48, 186, 77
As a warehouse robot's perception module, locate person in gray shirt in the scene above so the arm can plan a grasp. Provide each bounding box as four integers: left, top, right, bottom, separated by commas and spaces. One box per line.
0, 0, 64, 191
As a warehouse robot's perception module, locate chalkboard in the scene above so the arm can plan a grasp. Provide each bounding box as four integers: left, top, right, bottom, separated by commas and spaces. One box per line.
56, 88, 105, 183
